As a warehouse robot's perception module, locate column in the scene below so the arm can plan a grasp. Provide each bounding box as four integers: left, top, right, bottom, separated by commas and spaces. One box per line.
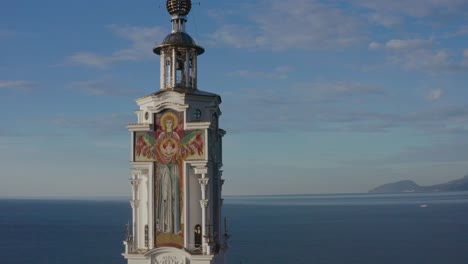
160, 50, 165, 89
192, 51, 197, 89
129, 173, 141, 248
185, 50, 190, 88
195, 167, 209, 254
172, 49, 176, 87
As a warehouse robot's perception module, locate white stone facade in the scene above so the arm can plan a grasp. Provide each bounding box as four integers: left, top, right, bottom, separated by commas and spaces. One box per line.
123, 2, 228, 263
123, 91, 227, 264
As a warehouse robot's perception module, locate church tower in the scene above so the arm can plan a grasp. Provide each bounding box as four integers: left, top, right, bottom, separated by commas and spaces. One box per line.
123, 1, 228, 263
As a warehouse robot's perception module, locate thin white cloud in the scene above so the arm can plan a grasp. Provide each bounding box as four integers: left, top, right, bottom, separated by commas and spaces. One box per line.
293, 81, 385, 105
226, 65, 294, 80
209, 0, 364, 50
226, 70, 287, 80
106, 24, 166, 60
297, 81, 386, 99
70, 78, 137, 97
368, 12, 402, 27
456, 25, 468, 35
426, 89, 444, 101
369, 42, 381, 49
94, 140, 128, 149
369, 39, 433, 51
385, 39, 433, 50
222, 81, 388, 133
370, 39, 468, 72
68, 25, 166, 68
275, 66, 295, 73
390, 141, 468, 164
388, 49, 455, 71
0, 129, 26, 137
223, 79, 468, 135
68, 53, 114, 69
50, 113, 134, 135
208, 25, 260, 49
444, 25, 468, 38
0, 29, 17, 40
463, 48, 468, 67
354, 0, 468, 18
0, 80, 35, 91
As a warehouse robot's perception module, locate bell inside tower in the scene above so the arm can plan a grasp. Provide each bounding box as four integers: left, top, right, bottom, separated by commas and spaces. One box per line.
161, 48, 197, 89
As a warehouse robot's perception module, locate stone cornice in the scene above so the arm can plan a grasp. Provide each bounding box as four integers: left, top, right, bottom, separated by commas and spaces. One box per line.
194, 167, 208, 175
136, 92, 190, 113
189, 161, 209, 170
127, 123, 152, 132
136, 91, 184, 105
142, 247, 191, 258
205, 105, 222, 116
130, 162, 153, 167
186, 121, 211, 130
148, 102, 189, 113
218, 129, 226, 136
131, 168, 149, 176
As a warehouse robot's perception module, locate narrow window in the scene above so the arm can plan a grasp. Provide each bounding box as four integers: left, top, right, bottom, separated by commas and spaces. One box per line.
194, 224, 202, 248
144, 225, 149, 248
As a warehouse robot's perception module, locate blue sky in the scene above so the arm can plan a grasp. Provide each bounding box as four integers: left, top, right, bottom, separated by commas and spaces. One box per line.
1, 0, 468, 197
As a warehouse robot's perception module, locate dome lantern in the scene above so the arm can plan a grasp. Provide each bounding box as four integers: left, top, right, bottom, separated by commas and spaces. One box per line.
154, 0, 203, 92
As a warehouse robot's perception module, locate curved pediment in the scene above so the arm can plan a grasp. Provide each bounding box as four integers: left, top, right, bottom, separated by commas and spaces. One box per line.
145, 247, 191, 264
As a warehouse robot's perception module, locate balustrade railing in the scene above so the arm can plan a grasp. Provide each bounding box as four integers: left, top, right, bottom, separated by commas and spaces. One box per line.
184, 243, 203, 255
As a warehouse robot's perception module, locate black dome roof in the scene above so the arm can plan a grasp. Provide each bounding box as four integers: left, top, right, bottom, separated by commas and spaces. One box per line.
162, 32, 195, 46
154, 32, 204, 55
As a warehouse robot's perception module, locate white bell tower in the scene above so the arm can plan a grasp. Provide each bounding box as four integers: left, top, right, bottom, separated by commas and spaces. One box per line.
122, 1, 228, 263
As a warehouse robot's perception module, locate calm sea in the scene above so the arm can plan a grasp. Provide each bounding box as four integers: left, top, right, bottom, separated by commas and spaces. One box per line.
1, 192, 468, 264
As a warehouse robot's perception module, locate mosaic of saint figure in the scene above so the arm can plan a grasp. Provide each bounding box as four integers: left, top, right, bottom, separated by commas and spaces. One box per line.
155, 112, 183, 234
134, 110, 204, 238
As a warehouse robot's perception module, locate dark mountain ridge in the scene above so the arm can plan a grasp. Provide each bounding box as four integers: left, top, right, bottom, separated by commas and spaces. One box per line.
370, 174, 468, 193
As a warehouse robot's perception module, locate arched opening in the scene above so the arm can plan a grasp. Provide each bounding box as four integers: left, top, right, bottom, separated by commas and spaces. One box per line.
194, 224, 202, 248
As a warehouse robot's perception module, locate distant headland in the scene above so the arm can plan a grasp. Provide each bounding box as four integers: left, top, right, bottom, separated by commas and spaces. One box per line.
369, 174, 468, 193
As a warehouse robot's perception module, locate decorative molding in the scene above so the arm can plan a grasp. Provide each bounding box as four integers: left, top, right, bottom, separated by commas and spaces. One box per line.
198, 178, 209, 186
136, 92, 189, 112
130, 178, 141, 187
186, 121, 211, 130
127, 123, 152, 132
188, 161, 209, 171
194, 167, 208, 175
143, 247, 191, 258
206, 105, 222, 117
218, 128, 226, 136
130, 178, 141, 198
148, 103, 189, 113
130, 162, 153, 169
131, 168, 149, 176
130, 200, 140, 208
200, 199, 209, 208
153, 254, 185, 264
136, 91, 184, 105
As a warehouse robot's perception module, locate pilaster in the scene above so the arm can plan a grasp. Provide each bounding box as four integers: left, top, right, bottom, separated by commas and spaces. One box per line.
193, 165, 210, 254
